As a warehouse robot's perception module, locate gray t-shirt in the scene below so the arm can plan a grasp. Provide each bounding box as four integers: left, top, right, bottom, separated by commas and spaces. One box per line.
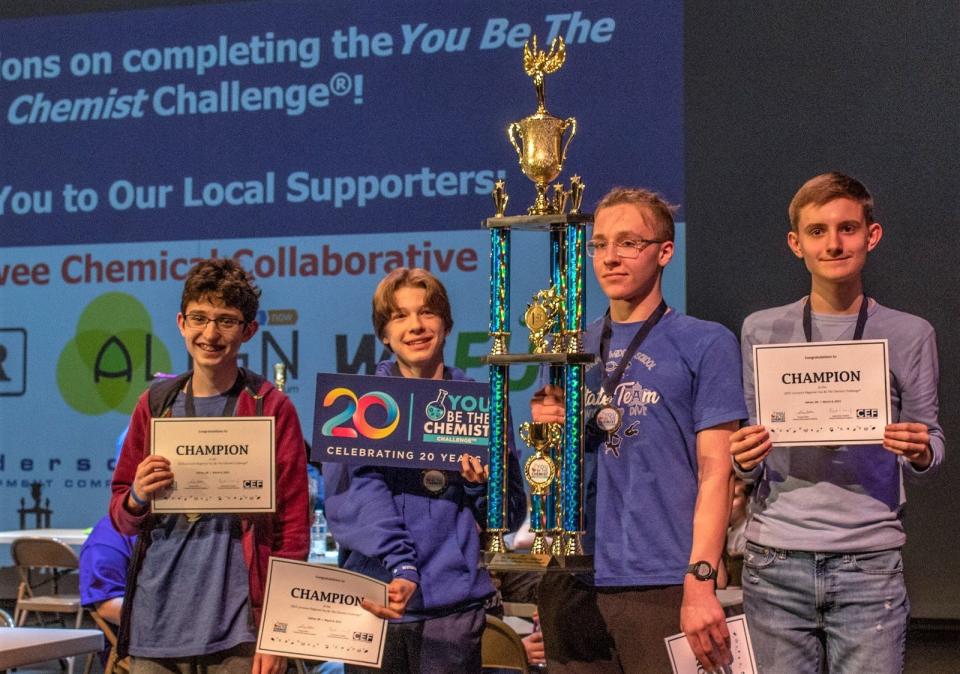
129, 392, 256, 657
737, 298, 944, 552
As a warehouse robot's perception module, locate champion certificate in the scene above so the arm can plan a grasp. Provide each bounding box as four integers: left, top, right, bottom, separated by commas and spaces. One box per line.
257, 557, 388, 667
753, 339, 890, 446
150, 416, 275, 513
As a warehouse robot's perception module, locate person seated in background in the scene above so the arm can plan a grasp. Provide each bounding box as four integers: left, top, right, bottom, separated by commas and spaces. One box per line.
324, 267, 525, 674
79, 515, 136, 625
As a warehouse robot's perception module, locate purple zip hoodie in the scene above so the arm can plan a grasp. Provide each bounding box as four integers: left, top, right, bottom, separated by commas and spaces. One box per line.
323, 360, 525, 620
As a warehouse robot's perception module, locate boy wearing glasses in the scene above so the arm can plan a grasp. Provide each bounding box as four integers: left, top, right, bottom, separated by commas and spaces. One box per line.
531, 187, 746, 672
110, 258, 309, 674
729, 173, 943, 673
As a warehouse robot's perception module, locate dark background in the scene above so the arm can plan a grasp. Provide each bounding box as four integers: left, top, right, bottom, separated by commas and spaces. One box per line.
686, 2, 959, 619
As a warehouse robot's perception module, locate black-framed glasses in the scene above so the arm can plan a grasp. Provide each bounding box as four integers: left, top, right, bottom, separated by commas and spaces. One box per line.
586, 238, 664, 259
184, 313, 246, 331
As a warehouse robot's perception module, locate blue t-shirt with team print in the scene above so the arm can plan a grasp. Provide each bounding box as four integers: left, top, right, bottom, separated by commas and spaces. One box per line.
580, 309, 746, 587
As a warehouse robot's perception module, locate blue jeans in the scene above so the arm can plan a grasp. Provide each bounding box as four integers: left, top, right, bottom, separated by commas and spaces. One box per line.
742, 543, 908, 674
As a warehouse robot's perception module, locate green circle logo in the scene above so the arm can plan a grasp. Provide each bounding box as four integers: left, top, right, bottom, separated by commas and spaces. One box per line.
57, 293, 173, 415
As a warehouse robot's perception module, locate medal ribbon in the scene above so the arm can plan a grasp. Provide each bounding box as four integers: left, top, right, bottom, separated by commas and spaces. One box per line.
598, 300, 668, 399
802, 295, 869, 343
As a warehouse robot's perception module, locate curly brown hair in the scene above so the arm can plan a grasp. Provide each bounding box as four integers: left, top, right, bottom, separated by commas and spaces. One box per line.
181, 258, 260, 322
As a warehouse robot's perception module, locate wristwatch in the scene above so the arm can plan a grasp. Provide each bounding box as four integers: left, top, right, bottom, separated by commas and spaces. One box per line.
685, 560, 718, 581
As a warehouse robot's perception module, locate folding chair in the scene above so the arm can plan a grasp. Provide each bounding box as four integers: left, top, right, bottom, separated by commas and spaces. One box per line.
481, 614, 529, 672
12, 536, 85, 674
83, 608, 130, 674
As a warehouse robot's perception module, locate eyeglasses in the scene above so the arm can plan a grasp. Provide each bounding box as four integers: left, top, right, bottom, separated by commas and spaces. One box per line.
586, 238, 664, 259
184, 313, 246, 331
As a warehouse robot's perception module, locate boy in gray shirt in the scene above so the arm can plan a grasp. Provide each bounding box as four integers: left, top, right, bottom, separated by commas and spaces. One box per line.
729, 172, 943, 673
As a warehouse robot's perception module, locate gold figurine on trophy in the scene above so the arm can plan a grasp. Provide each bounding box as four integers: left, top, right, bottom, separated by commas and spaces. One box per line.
508, 36, 577, 215
523, 286, 564, 353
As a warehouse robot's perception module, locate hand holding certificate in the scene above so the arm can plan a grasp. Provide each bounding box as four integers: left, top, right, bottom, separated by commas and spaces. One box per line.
150, 416, 276, 513
257, 558, 388, 668
753, 339, 891, 447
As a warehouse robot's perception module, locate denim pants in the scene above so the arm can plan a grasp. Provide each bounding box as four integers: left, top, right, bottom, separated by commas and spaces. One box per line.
742, 543, 908, 674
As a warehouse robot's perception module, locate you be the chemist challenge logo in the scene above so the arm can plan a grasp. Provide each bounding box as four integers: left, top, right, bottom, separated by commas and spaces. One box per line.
312, 372, 490, 471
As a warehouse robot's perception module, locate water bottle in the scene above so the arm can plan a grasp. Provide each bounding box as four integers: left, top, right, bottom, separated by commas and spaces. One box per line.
310, 509, 327, 562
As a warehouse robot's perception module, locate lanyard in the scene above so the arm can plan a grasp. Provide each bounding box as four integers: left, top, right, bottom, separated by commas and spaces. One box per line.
184, 371, 244, 417
598, 300, 668, 397
802, 295, 869, 343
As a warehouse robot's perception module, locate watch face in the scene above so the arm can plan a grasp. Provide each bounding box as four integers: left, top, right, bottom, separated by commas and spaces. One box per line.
688, 560, 716, 580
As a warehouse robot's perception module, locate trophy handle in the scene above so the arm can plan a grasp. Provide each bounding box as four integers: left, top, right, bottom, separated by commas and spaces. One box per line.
508, 122, 524, 161
561, 117, 577, 166
519, 422, 531, 445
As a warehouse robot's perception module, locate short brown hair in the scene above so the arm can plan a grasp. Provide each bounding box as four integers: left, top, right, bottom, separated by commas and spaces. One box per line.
372, 268, 454, 341
788, 172, 874, 232
595, 187, 677, 242
181, 258, 260, 322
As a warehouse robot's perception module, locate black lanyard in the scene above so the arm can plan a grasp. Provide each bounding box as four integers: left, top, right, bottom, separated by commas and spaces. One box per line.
184, 371, 244, 417
598, 300, 668, 396
802, 295, 869, 343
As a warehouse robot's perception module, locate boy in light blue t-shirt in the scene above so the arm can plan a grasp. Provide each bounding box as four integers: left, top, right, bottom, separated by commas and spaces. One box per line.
730, 172, 944, 673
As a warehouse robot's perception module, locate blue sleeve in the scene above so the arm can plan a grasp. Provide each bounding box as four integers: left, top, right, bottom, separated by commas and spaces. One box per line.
322, 461, 420, 584
900, 325, 945, 479
693, 327, 748, 432
79, 538, 132, 609
734, 318, 764, 481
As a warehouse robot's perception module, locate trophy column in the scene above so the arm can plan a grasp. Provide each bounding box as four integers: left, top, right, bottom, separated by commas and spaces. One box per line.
562, 221, 587, 555
486, 220, 511, 554
545, 229, 566, 556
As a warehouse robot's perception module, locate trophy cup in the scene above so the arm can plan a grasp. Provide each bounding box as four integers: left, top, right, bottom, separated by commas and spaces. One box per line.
519, 422, 562, 554
508, 36, 577, 215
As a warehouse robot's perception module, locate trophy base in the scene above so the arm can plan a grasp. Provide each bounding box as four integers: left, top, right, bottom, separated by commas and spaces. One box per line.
482, 551, 594, 575
483, 352, 595, 365
483, 213, 592, 231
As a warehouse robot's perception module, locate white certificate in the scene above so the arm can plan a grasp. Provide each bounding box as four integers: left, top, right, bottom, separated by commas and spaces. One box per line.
150, 416, 275, 513
665, 614, 758, 674
753, 339, 891, 446
257, 557, 388, 668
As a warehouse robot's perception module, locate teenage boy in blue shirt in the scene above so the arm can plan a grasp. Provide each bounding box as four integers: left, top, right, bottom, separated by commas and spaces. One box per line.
730, 172, 944, 673
531, 188, 746, 673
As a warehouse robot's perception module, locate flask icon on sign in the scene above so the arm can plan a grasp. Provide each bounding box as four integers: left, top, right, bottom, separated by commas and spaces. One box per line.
425, 389, 449, 421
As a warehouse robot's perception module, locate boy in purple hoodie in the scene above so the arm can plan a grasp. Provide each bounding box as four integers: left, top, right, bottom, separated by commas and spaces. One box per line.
324, 268, 525, 674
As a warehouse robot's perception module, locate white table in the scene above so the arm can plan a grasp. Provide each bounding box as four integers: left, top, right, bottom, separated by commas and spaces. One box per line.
0, 627, 102, 670
0, 529, 89, 546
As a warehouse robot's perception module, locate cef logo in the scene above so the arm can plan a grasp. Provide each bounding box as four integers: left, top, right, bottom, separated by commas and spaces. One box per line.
320, 387, 399, 439
57, 293, 173, 415
857, 408, 879, 418
0, 328, 27, 396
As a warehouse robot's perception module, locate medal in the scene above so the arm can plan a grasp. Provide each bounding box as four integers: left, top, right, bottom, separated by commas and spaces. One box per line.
523, 453, 557, 495
421, 469, 448, 495
594, 404, 622, 433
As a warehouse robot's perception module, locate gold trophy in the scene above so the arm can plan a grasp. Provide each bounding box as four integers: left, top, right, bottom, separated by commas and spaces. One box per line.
508, 36, 577, 215
519, 422, 562, 554
523, 286, 564, 354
